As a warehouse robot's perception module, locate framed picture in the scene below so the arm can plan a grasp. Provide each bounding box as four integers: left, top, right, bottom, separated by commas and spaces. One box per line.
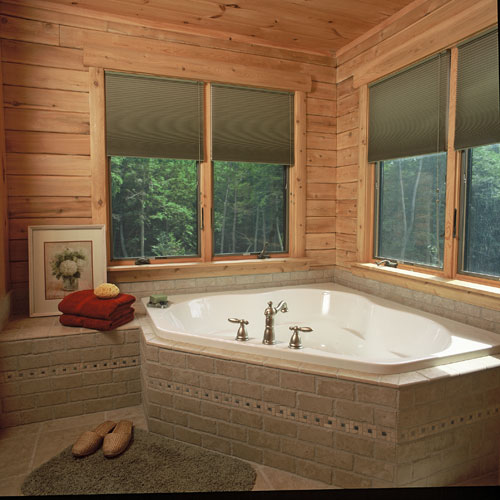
28, 225, 107, 317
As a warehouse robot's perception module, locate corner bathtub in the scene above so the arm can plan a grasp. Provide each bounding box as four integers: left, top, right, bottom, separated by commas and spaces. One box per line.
142, 283, 500, 374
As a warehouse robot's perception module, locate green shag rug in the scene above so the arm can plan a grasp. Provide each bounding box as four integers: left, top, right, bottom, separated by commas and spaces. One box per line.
21, 428, 256, 495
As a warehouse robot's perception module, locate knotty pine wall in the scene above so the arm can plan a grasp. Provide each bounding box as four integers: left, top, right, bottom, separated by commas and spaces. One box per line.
0, 2, 337, 314
334, 0, 496, 269
0, 47, 10, 327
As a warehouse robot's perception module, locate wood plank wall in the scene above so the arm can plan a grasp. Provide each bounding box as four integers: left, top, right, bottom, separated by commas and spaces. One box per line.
334, 0, 496, 269
0, 1, 337, 313
0, 47, 9, 301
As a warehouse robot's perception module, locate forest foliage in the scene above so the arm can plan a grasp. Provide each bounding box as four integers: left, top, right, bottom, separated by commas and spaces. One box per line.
109, 157, 286, 259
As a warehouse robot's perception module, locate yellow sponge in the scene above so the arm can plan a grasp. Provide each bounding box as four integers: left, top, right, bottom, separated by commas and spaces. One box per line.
94, 283, 120, 299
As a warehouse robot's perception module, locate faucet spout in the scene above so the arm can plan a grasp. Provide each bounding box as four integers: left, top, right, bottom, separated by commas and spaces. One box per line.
275, 300, 288, 313
262, 300, 288, 345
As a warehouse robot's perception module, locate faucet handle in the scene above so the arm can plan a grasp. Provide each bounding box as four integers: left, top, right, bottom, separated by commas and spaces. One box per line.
228, 318, 249, 341
288, 325, 313, 350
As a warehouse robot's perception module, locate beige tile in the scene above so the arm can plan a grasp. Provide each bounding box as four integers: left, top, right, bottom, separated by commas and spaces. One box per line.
252, 466, 274, 491
257, 464, 337, 490
0, 473, 27, 496
31, 424, 90, 469
0, 421, 41, 439
0, 433, 37, 477
40, 410, 104, 432
105, 404, 145, 423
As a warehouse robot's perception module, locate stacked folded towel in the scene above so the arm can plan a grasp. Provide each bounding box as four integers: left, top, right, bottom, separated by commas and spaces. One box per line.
58, 289, 136, 331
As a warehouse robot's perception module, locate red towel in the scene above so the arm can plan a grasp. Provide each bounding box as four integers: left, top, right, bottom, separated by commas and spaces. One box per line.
59, 309, 135, 331
58, 289, 136, 320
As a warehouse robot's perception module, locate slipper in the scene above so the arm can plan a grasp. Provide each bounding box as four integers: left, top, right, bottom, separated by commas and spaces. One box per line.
102, 420, 133, 458
72, 420, 116, 457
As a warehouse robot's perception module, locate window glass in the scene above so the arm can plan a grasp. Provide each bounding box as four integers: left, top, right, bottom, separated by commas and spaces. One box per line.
461, 143, 500, 278
110, 157, 198, 259
376, 153, 447, 267
213, 161, 287, 255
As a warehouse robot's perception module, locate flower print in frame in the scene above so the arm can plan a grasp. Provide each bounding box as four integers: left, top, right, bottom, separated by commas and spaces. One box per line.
44, 241, 94, 300
28, 225, 106, 316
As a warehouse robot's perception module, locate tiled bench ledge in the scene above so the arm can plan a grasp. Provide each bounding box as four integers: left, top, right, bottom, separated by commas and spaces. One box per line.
0, 316, 142, 428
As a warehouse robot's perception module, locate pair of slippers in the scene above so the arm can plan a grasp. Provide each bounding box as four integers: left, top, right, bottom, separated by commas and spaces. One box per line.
72, 420, 133, 458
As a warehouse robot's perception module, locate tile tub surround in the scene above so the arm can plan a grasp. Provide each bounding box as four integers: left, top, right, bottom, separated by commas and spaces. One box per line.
140, 316, 500, 489
0, 320, 142, 428
333, 268, 500, 336
120, 269, 335, 314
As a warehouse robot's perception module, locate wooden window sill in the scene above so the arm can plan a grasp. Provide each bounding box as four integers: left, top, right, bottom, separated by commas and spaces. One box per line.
351, 263, 500, 312
107, 257, 313, 283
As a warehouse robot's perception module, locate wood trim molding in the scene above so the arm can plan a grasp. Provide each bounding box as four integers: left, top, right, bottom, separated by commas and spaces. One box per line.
357, 84, 373, 263
82, 32, 312, 92
200, 83, 213, 262
289, 90, 307, 258
443, 47, 459, 279
107, 257, 313, 283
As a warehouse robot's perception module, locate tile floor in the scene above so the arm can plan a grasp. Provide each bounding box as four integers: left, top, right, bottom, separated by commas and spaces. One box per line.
1, 404, 498, 496
0, 404, 339, 495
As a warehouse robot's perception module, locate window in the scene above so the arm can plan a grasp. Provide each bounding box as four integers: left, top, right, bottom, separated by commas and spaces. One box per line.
369, 51, 450, 269
109, 157, 199, 259
375, 153, 447, 267
211, 84, 294, 257
105, 73, 296, 263
367, 27, 500, 283
213, 162, 288, 255
460, 144, 500, 278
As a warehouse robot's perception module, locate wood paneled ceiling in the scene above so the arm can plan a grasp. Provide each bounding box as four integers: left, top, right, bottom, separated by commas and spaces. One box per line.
35, 0, 419, 56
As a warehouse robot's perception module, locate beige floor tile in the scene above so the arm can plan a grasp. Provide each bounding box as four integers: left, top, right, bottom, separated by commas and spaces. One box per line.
0, 434, 37, 478
0, 422, 41, 439
105, 405, 145, 423
252, 466, 274, 491
1, 473, 27, 496
32, 424, 94, 469
455, 472, 499, 487
256, 464, 336, 490
41, 411, 105, 433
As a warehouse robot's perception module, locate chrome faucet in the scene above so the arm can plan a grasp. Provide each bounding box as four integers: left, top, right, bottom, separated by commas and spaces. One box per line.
263, 300, 288, 345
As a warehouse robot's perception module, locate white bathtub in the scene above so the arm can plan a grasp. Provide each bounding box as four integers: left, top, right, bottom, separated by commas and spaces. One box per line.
142, 283, 500, 374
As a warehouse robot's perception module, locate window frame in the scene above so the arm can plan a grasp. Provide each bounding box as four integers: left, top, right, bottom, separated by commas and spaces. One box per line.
359, 32, 500, 290
91, 73, 307, 270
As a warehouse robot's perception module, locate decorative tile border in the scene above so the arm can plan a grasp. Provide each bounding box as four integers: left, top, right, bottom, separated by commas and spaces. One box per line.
2, 356, 140, 383
398, 404, 500, 442
146, 376, 397, 443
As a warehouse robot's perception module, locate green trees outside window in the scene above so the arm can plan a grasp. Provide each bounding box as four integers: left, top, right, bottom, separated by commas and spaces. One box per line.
376, 153, 447, 268
461, 143, 500, 278
109, 156, 199, 259
213, 161, 287, 255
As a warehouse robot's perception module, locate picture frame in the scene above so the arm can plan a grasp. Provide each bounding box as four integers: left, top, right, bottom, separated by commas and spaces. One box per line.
28, 225, 107, 317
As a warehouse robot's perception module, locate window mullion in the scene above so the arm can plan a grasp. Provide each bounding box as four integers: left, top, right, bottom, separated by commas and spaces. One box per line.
200, 82, 213, 262
443, 47, 459, 279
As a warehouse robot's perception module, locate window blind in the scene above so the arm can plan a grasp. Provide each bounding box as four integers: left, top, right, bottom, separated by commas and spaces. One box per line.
105, 72, 204, 160
455, 28, 500, 150
211, 84, 294, 165
368, 52, 450, 163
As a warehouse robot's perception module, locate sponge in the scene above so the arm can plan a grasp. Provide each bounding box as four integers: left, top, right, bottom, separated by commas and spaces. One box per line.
94, 283, 120, 299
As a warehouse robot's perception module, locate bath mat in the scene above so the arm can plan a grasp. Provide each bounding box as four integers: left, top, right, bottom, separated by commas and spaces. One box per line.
21, 428, 256, 495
